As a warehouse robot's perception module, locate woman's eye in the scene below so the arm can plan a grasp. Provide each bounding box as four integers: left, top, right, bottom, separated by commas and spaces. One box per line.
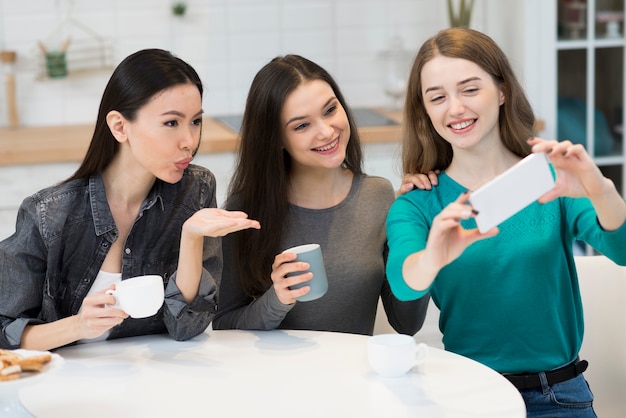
325, 105, 337, 115
192, 118, 203, 126
165, 120, 179, 127
463, 87, 479, 94
430, 95, 444, 103
294, 122, 309, 131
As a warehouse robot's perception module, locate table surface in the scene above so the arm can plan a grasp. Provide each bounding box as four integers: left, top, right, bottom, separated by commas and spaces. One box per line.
14, 329, 525, 418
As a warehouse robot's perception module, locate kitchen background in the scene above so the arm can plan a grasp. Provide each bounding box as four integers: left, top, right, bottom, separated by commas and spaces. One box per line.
1, 4, 625, 416
0, 0, 523, 126
0, 0, 524, 240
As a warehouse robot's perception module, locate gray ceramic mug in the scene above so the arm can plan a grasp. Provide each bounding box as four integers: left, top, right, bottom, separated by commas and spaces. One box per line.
282, 243, 329, 302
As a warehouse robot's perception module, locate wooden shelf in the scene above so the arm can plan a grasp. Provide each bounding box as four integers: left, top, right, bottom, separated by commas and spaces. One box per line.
0, 118, 241, 166
0, 110, 403, 166
0, 110, 545, 167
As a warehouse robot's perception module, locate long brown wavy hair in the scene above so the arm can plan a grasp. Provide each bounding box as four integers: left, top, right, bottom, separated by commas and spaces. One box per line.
402, 28, 535, 175
226, 54, 364, 297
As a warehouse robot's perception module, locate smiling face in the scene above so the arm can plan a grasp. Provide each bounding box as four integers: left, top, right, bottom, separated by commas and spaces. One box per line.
122, 83, 203, 183
421, 55, 504, 153
281, 79, 350, 172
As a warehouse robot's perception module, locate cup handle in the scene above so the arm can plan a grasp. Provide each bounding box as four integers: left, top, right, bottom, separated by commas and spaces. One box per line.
105, 289, 117, 309
414, 343, 429, 366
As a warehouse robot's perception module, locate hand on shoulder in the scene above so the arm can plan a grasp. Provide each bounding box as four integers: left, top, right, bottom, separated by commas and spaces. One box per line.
396, 171, 440, 197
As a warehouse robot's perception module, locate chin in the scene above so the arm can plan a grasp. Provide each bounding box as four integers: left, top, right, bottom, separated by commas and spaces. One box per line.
326, 158, 346, 170
159, 172, 185, 184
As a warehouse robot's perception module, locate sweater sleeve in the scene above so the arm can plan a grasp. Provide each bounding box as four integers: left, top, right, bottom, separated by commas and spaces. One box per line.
212, 233, 293, 330
385, 192, 433, 301
566, 196, 626, 265
380, 277, 430, 335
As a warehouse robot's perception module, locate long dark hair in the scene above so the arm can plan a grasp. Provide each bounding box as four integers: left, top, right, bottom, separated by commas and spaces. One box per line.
403, 28, 535, 174
227, 54, 363, 297
65, 48, 203, 182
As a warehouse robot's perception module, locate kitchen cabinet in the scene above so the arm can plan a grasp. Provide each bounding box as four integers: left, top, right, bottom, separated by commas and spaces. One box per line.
524, 0, 626, 196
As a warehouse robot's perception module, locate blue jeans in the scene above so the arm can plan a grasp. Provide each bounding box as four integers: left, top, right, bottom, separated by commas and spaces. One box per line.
521, 373, 596, 417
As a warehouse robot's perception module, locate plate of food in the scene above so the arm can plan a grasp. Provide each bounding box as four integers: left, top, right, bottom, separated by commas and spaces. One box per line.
0, 349, 63, 383
1, 349, 64, 417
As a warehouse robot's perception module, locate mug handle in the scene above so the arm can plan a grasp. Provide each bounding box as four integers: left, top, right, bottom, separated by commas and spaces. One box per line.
105, 289, 118, 309
414, 343, 429, 366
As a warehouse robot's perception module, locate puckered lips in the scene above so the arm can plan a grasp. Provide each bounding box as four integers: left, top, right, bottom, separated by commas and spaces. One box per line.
174, 156, 193, 171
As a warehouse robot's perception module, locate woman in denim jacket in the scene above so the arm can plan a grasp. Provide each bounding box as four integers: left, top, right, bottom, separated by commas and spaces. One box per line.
0, 49, 259, 351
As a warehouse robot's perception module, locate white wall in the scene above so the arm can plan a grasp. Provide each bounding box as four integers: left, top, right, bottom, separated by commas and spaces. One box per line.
0, 0, 529, 237
0, 0, 529, 238
0, 0, 527, 128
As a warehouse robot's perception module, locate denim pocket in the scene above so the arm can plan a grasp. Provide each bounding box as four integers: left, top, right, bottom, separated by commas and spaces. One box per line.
523, 373, 597, 417
549, 374, 594, 409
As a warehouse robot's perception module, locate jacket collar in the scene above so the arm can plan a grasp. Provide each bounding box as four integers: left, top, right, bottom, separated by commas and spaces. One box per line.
88, 174, 164, 237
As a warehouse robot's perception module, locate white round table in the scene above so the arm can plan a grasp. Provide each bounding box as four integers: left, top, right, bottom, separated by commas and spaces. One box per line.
14, 329, 525, 417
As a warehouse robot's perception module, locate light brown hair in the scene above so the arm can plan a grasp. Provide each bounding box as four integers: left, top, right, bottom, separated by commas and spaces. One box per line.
402, 28, 535, 174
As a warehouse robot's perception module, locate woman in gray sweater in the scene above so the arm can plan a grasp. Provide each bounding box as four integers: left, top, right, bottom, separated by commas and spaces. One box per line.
213, 55, 430, 335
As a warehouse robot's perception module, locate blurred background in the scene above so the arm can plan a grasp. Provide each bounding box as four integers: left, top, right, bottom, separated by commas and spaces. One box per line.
0, 3, 624, 416
0, 0, 523, 126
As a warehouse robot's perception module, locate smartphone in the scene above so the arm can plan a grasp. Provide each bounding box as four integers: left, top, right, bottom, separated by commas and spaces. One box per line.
469, 152, 555, 233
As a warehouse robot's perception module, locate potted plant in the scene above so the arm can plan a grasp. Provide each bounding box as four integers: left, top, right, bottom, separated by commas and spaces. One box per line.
447, 0, 474, 28
172, 2, 187, 17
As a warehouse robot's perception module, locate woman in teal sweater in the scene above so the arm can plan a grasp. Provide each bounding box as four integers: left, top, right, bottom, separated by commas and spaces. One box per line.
386, 28, 626, 417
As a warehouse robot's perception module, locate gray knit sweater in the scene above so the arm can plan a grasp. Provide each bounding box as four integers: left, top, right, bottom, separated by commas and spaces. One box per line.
213, 174, 429, 336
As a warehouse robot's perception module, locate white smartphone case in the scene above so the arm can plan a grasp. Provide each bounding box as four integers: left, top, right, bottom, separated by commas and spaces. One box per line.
469, 152, 555, 233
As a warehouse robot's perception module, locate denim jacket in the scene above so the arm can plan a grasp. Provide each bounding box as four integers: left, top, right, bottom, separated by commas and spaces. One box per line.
0, 164, 221, 349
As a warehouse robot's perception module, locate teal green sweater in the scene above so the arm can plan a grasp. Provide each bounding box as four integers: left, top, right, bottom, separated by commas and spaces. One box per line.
386, 172, 626, 374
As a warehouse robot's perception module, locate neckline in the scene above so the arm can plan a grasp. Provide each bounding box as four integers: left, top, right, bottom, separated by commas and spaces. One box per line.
289, 174, 361, 212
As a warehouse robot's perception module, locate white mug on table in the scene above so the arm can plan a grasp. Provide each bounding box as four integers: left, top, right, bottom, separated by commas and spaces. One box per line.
368, 334, 429, 377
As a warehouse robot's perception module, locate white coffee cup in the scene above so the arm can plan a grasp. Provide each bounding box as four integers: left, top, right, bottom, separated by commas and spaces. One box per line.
106, 275, 165, 318
367, 334, 429, 378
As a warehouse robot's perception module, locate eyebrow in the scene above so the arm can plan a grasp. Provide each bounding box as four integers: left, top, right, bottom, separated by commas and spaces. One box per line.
285, 97, 337, 127
161, 110, 204, 118
424, 76, 482, 94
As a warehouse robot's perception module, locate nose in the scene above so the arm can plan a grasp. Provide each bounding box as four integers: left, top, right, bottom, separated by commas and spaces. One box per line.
180, 125, 199, 152
316, 120, 334, 140
449, 95, 465, 116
